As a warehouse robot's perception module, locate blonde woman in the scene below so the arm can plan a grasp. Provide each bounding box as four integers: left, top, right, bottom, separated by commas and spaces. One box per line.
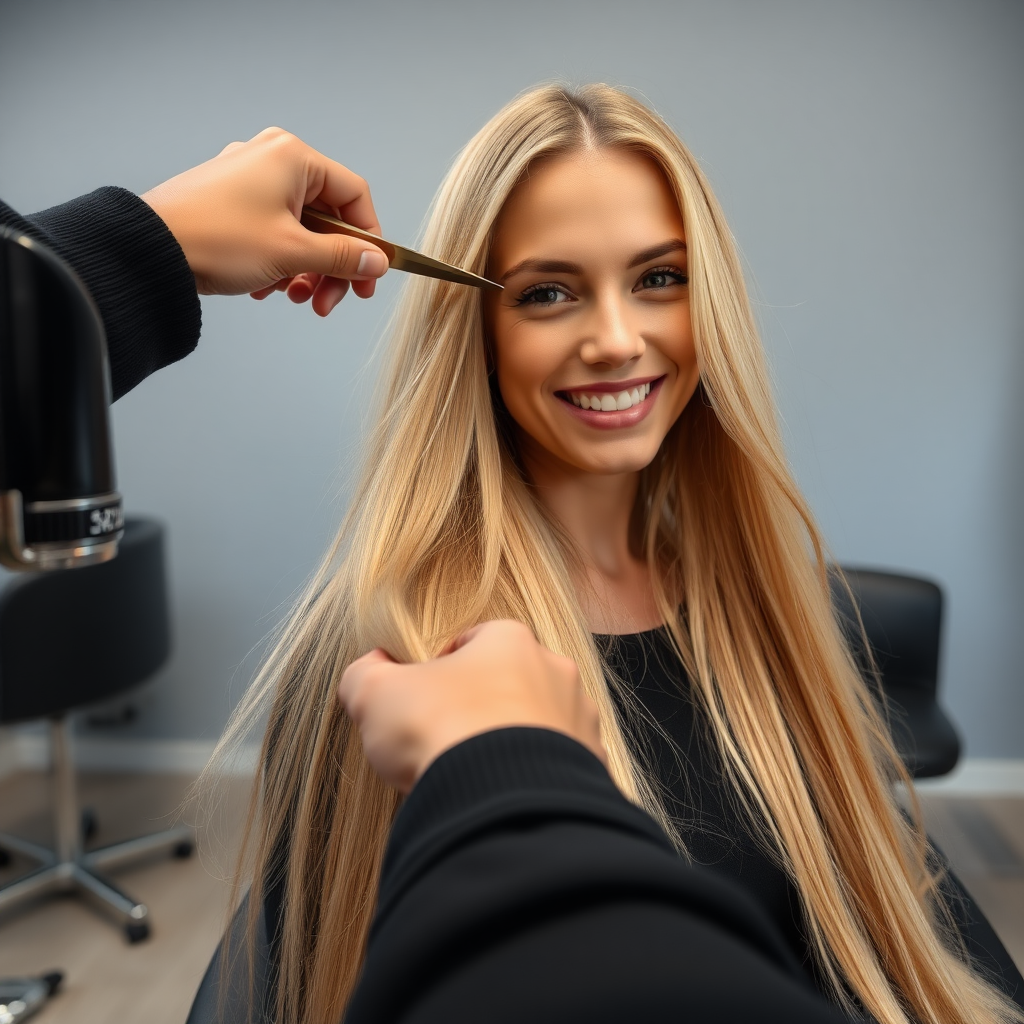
195, 85, 1023, 1024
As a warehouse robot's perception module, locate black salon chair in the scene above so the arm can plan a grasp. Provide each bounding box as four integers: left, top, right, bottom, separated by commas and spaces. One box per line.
830, 566, 961, 778
0, 517, 193, 942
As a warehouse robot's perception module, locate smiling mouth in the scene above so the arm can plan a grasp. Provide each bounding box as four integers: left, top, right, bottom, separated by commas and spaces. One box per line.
557, 377, 662, 412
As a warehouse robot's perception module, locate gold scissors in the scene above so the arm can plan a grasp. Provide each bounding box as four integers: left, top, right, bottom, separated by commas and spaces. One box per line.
300, 207, 502, 291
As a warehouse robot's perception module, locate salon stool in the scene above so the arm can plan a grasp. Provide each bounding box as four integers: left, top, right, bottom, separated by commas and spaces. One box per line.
0, 517, 193, 943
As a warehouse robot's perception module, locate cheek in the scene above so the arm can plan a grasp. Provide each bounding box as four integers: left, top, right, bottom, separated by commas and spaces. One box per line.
671, 347, 700, 416
673, 331, 698, 381
495, 357, 542, 435
642, 304, 698, 421
492, 325, 555, 426
659, 305, 697, 375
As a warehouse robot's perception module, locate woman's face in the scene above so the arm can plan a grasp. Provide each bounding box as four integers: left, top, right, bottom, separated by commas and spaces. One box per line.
487, 148, 699, 479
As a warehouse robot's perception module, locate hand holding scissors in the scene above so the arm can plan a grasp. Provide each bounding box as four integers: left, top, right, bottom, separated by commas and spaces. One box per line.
142, 127, 498, 318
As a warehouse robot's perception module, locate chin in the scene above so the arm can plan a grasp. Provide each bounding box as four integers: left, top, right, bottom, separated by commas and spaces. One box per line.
568, 443, 663, 476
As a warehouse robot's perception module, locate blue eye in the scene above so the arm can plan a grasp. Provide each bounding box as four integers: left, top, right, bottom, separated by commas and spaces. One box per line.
515, 283, 571, 306
636, 267, 687, 291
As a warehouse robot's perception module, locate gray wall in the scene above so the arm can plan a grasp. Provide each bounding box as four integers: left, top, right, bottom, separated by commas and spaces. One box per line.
2, 0, 1021, 754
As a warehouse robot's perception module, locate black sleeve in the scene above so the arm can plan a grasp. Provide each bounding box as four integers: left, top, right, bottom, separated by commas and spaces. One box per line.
344, 728, 853, 1024
1, 189, 201, 401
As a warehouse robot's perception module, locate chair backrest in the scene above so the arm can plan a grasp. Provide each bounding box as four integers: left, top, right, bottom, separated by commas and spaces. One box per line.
829, 567, 943, 697
0, 517, 171, 723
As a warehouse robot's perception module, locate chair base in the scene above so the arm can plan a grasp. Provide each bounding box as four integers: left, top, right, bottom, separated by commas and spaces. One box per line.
0, 825, 193, 942
0, 717, 194, 942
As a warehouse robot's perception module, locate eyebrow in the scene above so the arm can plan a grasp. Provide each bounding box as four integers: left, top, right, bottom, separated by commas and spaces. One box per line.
498, 239, 687, 283
628, 239, 687, 268
499, 257, 582, 283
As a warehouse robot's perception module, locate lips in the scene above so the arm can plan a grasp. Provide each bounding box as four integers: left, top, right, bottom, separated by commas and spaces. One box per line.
555, 375, 666, 429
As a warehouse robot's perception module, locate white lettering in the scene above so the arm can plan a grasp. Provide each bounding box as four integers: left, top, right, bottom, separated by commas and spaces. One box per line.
89, 506, 124, 536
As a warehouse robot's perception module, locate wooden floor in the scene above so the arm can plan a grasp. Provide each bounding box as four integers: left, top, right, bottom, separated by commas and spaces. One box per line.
0, 771, 249, 1024
0, 771, 1021, 1024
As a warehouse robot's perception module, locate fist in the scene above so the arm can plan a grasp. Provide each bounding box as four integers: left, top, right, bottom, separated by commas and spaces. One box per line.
338, 620, 606, 793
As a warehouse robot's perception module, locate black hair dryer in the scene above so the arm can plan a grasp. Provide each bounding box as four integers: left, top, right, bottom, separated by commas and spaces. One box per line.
0, 227, 122, 570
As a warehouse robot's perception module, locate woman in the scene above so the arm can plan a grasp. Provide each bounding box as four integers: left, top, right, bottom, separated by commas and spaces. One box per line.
221, 84, 1023, 1024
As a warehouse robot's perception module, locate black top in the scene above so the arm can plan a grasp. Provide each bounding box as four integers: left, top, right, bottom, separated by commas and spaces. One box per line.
601, 626, 1024, 1004
602, 628, 812, 972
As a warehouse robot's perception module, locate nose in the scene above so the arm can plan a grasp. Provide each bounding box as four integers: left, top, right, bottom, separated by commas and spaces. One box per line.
579, 289, 644, 368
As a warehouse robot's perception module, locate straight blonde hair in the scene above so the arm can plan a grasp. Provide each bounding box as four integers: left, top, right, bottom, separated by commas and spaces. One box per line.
216, 85, 1023, 1024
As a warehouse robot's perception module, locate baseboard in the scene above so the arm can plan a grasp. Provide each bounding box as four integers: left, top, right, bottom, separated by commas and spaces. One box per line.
0, 731, 1021, 793
912, 759, 1024, 796
0, 728, 258, 779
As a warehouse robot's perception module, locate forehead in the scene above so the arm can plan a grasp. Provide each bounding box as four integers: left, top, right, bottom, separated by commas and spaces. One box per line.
490, 148, 684, 267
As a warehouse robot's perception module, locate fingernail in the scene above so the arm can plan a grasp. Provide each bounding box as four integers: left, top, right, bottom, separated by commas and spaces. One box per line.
357, 249, 388, 278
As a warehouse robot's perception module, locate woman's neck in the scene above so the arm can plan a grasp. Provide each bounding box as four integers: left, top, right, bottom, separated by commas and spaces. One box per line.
522, 446, 663, 635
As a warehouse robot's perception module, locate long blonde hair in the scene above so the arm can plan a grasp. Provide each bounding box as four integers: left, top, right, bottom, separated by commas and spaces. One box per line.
218, 84, 1022, 1024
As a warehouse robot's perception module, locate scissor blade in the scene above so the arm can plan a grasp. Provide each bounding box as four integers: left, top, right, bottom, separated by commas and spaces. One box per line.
300, 208, 502, 291
388, 248, 500, 289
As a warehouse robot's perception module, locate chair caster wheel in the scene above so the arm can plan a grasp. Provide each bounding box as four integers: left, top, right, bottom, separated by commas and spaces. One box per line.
82, 807, 98, 842
0, 847, 10, 868
172, 840, 193, 859
126, 922, 150, 944
42, 971, 64, 995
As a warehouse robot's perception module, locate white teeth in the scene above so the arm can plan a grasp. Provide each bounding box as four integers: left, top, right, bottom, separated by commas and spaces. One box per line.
566, 381, 655, 412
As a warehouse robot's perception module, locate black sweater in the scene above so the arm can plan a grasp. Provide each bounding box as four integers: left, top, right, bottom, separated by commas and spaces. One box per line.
346, 727, 851, 1024
0, 187, 201, 401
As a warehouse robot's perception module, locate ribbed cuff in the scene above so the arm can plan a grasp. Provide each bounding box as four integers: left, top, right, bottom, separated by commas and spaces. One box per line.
399, 727, 621, 830
30, 186, 201, 400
